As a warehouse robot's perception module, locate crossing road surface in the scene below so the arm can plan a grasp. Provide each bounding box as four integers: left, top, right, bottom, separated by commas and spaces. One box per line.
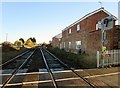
1, 67, 120, 87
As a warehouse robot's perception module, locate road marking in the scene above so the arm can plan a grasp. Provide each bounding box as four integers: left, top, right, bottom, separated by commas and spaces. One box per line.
1, 70, 119, 77
1, 69, 83, 76
0, 80, 52, 86
0, 72, 119, 87
84, 72, 120, 78
56, 77, 80, 81
0, 77, 80, 86
1, 72, 43, 76
0, 83, 23, 86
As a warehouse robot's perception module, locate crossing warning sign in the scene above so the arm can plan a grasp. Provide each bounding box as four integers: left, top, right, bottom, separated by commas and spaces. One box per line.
106, 54, 111, 58
102, 46, 106, 53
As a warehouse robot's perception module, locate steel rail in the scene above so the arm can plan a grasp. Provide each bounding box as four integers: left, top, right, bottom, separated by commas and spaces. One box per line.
44, 48, 95, 88
44, 48, 71, 68
0, 50, 30, 67
1, 49, 36, 88
40, 48, 58, 88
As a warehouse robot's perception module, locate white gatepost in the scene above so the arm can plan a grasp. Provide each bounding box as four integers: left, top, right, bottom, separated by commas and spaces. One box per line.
97, 51, 100, 68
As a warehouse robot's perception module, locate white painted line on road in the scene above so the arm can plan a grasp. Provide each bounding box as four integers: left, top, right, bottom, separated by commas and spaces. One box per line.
0, 83, 22, 86
0, 71, 120, 87
0, 77, 81, 87
84, 72, 120, 78
53, 70, 73, 73
22, 80, 52, 85
1, 72, 41, 76
56, 77, 80, 81
0, 80, 52, 86
1, 69, 83, 76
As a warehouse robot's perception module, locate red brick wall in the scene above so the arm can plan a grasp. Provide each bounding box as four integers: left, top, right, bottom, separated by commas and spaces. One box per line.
87, 26, 120, 54
87, 30, 101, 54
52, 37, 60, 48
86, 11, 109, 32
107, 26, 120, 49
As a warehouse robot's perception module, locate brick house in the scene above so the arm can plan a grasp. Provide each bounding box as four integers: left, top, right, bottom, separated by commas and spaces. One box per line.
52, 33, 62, 48
52, 8, 119, 54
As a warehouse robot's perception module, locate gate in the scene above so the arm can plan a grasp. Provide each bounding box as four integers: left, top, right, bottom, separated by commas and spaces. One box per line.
97, 49, 120, 67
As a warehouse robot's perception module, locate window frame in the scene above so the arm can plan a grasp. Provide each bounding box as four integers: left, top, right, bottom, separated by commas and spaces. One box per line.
63, 42, 65, 48
76, 41, 81, 49
77, 24, 80, 31
96, 23, 98, 30
69, 42, 71, 49
68, 28, 72, 34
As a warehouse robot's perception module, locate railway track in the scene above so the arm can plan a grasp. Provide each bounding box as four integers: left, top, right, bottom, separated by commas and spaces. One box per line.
0, 50, 30, 67
1, 47, 118, 87
1, 48, 36, 88
40, 47, 95, 88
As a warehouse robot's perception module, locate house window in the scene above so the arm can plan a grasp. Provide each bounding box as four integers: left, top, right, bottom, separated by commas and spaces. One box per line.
60, 43, 62, 49
76, 41, 81, 49
77, 24, 80, 31
69, 42, 71, 49
96, 24, 98, 30
58, 38, 61, 41
63, 42, 65, 48
96, 21, 102, 30
68, 29, 71, 34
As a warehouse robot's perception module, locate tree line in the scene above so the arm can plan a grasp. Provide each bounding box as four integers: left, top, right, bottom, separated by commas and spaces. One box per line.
14, 37, 37, 48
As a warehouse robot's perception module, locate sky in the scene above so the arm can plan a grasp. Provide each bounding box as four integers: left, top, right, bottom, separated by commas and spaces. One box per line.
1, 1, 119, 44
118, 1, 120, 25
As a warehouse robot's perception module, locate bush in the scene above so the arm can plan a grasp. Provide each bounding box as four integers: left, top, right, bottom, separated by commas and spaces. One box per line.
47, 47, 97, 69
2, 43, 17, 52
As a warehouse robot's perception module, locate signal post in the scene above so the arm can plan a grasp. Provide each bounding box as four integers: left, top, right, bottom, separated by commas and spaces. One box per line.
99, 15, 114, 67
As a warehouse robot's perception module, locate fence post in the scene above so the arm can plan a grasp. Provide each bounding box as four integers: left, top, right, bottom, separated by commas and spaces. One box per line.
97, 51, 100, 68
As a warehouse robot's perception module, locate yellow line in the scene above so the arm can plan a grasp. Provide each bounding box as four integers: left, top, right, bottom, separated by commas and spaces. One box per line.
0, 80, 52, 86
0, 77, 80, 86
56, 77, 80, 81
84, 72, 120, 78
